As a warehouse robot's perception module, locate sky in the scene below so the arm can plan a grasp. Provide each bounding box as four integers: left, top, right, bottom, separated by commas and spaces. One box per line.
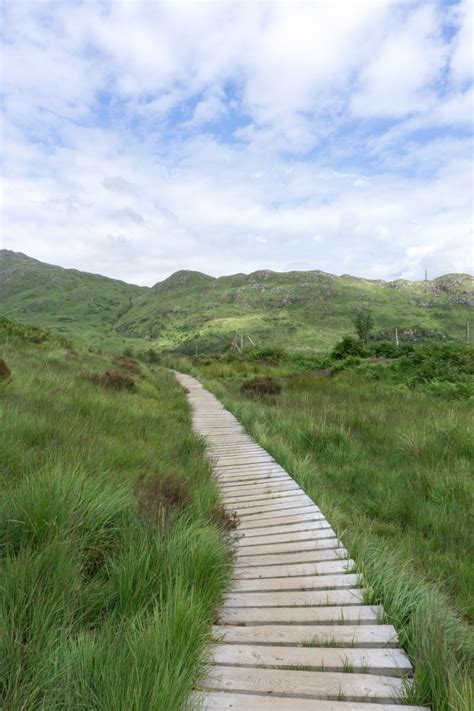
1, 0, 473, 286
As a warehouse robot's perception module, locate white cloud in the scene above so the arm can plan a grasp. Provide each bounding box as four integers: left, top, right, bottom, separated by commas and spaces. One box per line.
1, 0, 472, 284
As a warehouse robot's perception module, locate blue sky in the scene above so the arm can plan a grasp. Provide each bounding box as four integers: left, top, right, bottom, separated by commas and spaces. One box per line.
1, 0, 473, 285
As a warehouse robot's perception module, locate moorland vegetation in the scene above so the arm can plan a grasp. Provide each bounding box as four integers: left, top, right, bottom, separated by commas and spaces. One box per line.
0, 317, 232, 709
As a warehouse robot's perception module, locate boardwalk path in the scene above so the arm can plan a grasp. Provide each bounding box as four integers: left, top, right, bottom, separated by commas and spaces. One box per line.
176, 373, 429, 711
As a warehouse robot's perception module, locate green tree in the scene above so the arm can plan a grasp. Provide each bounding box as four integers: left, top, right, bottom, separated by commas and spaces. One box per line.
354, 309, 374, 342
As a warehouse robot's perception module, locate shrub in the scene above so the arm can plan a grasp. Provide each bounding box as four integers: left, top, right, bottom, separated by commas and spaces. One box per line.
240, 376, 282, 399
249, 347, 288, 362
209, 503, 239, 531
113, 356, 142, 375
86, 370, 136, 391
135, 473, 191, 526
398, 342, 474, 394
0, 356, 11, 379
353, 308, 374, 342
332, 336, 367, 360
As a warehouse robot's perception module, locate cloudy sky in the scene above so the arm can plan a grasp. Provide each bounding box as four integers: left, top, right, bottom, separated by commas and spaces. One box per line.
1, 0, 473, 285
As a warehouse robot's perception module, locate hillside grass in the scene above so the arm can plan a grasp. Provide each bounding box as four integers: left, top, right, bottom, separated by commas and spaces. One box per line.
0, 322, 231, 709
174, 352, 474, 710
2, 250, 472, 353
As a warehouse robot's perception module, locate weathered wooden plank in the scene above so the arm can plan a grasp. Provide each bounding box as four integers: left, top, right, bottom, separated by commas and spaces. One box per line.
235, 538, 341, 557
237, 519, 332, 540
234, 559, 355, 579
191, 691, 428, 710
237, 511, 327, 529
237, 519, 336, 548
209, 644, 412, 676
216, 476, 293, 492
231, 498, 316, 517
216, 468, 293, 490
235, 547, 348, 567
199, 665, 407, 703
223, 485, 300, 502
218, 605, 381, 625
230, 574, 360, 593
212, 624, 399, 648
223, 588, 364, 608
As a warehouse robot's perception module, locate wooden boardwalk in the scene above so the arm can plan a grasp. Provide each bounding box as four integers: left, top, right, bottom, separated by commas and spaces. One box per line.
176, 373, 429, 711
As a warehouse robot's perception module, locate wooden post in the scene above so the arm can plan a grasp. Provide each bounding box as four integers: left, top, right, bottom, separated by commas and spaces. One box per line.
395, 328, 399, 347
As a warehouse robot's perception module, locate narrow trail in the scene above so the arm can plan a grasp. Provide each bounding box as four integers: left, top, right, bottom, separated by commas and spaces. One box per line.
176, 373, 429, 711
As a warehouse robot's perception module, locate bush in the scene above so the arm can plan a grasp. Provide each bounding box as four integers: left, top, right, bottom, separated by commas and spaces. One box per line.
240, 376, 282, 399
209, 503, 239, 531
86, 370, 136, 391
332, 336, 368, 360
248, 347, 288, 362
398, 342, 474, 390
112, 356, 142, 375
0, 356, 11, 379
134, 473, 191, 527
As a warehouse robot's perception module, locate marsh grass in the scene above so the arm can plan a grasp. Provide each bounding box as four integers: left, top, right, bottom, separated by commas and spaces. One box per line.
186, 362, 473, 710
0, 332, 231, 709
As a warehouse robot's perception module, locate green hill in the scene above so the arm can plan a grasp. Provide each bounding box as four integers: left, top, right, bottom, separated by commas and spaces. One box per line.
1, 250, 472, 352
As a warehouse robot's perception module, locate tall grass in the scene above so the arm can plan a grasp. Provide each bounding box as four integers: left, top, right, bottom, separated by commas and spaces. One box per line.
196, 366, 473, 710
0, 335, 231, 709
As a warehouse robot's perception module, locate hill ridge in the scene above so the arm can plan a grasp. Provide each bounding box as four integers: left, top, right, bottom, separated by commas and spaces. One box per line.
1, 250, 472, 351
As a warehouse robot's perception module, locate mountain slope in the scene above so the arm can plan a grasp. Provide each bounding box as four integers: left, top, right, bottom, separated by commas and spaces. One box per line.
116, 267, 473, 351
0, 250, 143, 346
1, 250, 472, 352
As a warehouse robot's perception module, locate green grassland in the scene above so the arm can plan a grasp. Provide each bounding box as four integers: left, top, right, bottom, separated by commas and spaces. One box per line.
1, 250, 472, 354
0, 319, 232, 709
170, 346, 474, 710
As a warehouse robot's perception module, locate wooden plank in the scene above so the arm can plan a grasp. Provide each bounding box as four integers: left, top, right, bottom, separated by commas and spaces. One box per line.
234, 547, 348, 567
237, 520, 332, 539
217, 468, 288, 479
217, 466, 287, 478
235, 538, 341, 556
230, 491, 312, 507
235, 559, 355, 579
236, 527, 337, 547
237, 511, 327, 529
218, 605, 381, 625
209, 644, 412, 676
231, 574, 360, 594
215, 455, 275, 465
223, 589, 364, 608
223, 486, 300, 502
191, 691, 428, 710
219, 473, 291, 486
212, 624, 399, 648
219, 475, 291, 488
223, 487, 302, 503
199, 665, 407, 703
231, 498, 316, 517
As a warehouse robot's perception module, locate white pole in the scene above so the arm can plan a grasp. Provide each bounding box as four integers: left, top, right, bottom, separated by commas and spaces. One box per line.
395, 328, 399, 347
